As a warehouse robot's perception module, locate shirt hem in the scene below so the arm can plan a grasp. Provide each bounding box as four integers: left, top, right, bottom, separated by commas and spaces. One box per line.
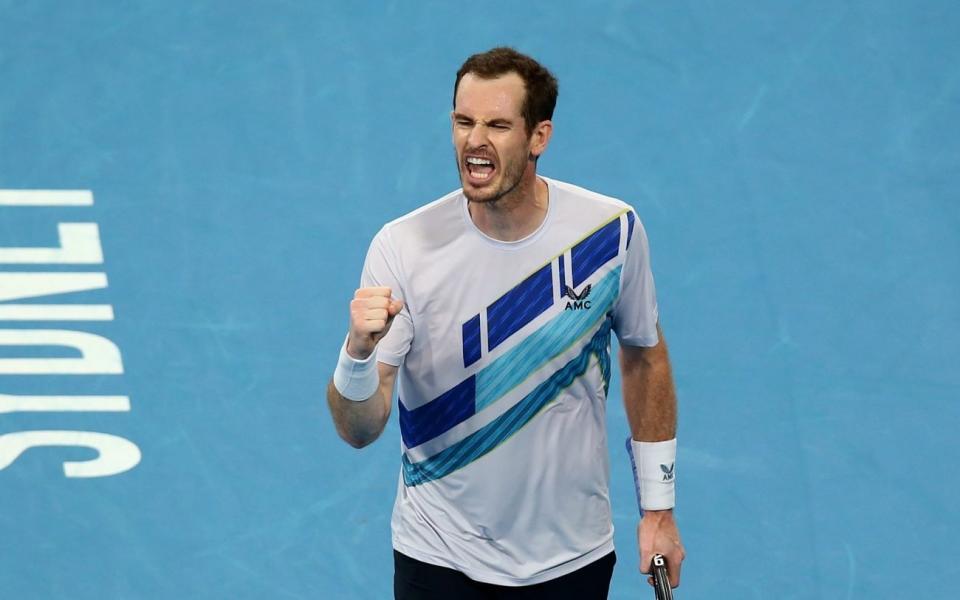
391, 537, 615, 587
617, 332, 660, 347
376, 353, 403, 367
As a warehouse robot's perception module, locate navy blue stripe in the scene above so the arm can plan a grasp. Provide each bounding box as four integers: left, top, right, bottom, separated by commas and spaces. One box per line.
486, 263, 553, 351
626, 211, 636, 250
398, 375, 476, 448
558, 255, 566, 290
572, 219, 621, 288
462, 314, 481, 368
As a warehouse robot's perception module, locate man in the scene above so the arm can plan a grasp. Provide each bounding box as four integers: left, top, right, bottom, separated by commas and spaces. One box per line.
327, 47, 684, 599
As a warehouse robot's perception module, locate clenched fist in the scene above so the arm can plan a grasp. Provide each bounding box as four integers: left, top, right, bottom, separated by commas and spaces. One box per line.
346, 286, 404, 360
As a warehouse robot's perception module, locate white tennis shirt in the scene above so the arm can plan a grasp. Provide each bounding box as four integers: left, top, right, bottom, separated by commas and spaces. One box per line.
360, 176, 659, 586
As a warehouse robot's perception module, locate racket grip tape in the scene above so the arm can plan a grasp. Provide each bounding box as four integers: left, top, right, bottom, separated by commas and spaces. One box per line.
652, 554, 673, 600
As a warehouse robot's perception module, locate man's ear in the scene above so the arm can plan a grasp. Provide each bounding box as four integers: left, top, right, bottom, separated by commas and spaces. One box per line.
529, 120, 553, 158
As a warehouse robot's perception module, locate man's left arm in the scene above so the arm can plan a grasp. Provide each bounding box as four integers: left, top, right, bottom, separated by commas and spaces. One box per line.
620, 323, 685, 589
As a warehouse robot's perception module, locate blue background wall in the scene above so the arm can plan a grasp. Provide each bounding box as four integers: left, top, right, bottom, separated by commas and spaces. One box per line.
1, 1, 957, 598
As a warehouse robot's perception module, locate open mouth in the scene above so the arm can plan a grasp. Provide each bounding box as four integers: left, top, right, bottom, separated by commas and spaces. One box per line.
465, 156, 495, 182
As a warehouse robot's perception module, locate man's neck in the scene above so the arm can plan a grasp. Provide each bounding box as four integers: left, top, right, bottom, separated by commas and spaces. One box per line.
468, 174, 549, 242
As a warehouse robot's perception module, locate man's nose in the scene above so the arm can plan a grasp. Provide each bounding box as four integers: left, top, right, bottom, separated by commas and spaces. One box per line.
466, 124, 488, 148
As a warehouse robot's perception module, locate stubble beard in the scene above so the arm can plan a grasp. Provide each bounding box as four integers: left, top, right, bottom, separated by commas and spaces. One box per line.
457, 150, 529, 207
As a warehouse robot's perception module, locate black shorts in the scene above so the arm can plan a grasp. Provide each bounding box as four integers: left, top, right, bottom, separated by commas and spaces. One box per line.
393, 550, 616, 600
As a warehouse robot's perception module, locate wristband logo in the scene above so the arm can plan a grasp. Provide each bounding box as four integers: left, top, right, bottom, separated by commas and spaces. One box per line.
563, 284, 592, 311
660, 463, 675, 482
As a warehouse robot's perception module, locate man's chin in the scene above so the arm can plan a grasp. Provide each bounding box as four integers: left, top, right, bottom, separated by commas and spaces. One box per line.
462, 181, 500, 204
464, 192, 495, 204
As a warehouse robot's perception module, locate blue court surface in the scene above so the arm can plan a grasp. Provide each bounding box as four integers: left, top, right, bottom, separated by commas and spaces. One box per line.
1, 2, 958, 598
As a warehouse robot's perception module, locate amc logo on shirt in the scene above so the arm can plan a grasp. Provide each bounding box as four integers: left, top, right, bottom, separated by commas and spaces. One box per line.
563, 284, 592, 311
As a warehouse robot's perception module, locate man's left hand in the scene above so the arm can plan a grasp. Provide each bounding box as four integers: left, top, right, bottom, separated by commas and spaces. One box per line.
638, 509, 684, 588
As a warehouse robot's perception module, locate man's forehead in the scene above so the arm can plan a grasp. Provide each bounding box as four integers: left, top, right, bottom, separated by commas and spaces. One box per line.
455, 72, 525, 118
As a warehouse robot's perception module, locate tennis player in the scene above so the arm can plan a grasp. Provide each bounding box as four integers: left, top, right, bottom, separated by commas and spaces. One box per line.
328, 47, 684, 599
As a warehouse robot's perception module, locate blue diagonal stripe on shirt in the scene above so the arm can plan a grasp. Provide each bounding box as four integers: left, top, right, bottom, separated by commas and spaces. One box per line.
572, 218, 621, 288
399, 376, 476, 448
462, 314, 482, 368
402, 316, 614, 487
486, 263, 553, 351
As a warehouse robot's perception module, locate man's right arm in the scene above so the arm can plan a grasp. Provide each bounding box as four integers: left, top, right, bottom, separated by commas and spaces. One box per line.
327, 361, 397, 449
326, 286, 404, 449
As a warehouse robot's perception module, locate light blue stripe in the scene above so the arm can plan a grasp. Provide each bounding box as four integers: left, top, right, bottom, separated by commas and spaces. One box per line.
474, 265, 622, 411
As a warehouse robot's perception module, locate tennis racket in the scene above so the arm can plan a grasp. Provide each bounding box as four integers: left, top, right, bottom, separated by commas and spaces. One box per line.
651, 554, 673, 600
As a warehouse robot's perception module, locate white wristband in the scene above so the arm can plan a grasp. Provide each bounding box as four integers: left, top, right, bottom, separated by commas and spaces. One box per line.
333, 338, 380, 401
628, 437, 676, 511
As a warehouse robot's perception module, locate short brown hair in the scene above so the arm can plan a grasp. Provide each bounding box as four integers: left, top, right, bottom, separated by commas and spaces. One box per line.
454, 47, 559, 136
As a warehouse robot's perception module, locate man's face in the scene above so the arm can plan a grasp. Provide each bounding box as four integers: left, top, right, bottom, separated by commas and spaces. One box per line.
452, 72, 539, 204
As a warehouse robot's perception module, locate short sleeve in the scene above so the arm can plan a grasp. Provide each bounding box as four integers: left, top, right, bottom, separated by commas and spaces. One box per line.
612, 211, 660, 347
360, 227, 414, 365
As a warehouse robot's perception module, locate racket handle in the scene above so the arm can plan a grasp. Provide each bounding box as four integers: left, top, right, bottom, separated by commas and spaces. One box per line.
652, 554, 673, 600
